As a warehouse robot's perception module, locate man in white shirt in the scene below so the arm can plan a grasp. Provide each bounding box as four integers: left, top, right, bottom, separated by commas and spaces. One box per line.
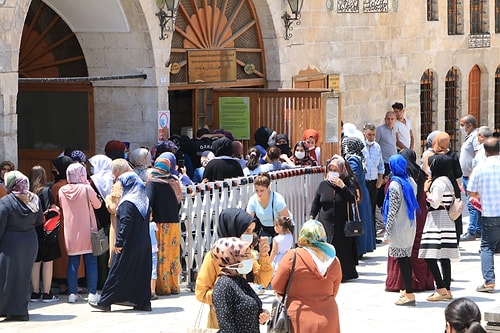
392, 102, 414, 151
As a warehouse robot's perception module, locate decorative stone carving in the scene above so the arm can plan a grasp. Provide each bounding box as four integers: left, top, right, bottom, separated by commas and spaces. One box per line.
337, 0, 359, 13
363, 0, 388, 13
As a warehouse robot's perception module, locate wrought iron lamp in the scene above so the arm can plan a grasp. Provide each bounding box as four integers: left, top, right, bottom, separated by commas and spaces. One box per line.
281, 0, 304, 40
155, 0, 181, 40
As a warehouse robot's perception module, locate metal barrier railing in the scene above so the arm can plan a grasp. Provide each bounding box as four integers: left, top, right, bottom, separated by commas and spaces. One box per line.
179, 166, 326, 289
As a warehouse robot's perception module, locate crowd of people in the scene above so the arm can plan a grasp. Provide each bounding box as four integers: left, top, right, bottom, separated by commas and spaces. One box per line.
0, 106, 496, 332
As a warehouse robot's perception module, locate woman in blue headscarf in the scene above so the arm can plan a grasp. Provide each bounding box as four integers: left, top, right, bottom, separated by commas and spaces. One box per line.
90, 171, 151, 312
382, 154, 419, 306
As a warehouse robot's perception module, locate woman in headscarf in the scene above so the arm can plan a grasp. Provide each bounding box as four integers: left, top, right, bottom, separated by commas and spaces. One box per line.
146, 155, 182, 296
128, 147, 152, 182
419, 154, 460, 301
0, 171, 43, 321
302, 128, 321, 164
0, 160, 14, 198
342, 136, 376, 257
385, 149, 435, 293
382, 154, 419, 306
420, 130, 440, 174
290, 141, 318, 167
161, 151, 192, 186
58, 163, 102, 304
51, 156, 85, 293
203, 137, 244, 181
272, 220, 341, 333
254, 126, 275, 162
195, 208, 272, 329
275, 133, 292, 157
88, 154, 114, 289
105, 159, 133, 266
90, 171, 152, 312
309, 155, 358, 281
211, 237, 270, 333
422, 132, 463, 242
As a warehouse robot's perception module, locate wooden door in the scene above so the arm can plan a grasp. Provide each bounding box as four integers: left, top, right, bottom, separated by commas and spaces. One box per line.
468, 65, 481, 123
17, 0, 93, 178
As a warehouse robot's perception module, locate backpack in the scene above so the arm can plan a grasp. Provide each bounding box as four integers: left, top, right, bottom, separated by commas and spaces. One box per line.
40, 187, 61, 243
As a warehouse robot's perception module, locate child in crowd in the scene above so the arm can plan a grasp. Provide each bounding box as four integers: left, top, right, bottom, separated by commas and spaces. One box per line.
150, 221, 159, 300
270, 216, 294, 273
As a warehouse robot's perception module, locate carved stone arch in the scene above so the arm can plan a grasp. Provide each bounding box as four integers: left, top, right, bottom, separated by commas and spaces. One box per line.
170, 0, 266, 86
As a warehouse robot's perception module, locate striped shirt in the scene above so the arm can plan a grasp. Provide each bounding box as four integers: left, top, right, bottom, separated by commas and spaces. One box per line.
468, 155, 500, 217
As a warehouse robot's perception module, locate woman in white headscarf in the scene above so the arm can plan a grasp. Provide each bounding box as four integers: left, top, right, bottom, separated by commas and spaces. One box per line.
129, 147, 152, 182
88, 154, 114, 289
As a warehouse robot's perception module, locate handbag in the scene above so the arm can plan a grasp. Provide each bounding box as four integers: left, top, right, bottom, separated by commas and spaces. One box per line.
344, 201, 364, 237
87, 188, 109, 256
440, 177, 464, 221
187, 301, 218, 333
268, 250, 297, 333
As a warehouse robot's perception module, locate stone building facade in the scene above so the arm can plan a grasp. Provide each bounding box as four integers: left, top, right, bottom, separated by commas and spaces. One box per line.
0, 0, 499, 168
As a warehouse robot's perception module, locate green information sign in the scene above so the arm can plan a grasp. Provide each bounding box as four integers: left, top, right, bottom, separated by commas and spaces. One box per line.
219, 97, 250, 140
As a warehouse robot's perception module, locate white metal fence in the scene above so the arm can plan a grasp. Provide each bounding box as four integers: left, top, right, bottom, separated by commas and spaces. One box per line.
179, 166, 325, 288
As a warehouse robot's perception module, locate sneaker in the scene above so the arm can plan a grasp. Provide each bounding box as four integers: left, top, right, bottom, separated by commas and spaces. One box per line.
42, 293, 59, 303
460, 233, 477, 241
30, 291, 42, 302
68, 293, 80, 303
88, 293, 100, 304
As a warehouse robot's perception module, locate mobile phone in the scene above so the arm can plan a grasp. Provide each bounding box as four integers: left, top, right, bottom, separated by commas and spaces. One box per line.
178, 160, 185, 169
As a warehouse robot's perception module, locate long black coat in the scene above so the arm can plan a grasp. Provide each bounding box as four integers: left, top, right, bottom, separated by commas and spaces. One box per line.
98, 201, 152, 308
309, 179, 358, 281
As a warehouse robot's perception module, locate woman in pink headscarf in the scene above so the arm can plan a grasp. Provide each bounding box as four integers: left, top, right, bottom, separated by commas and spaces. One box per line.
58, 163, 102, 304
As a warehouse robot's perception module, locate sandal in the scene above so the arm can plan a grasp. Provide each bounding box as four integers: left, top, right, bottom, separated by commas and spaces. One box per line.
426, 291, 452, 301
476, 284, 495, 293
395, 296, 416, 306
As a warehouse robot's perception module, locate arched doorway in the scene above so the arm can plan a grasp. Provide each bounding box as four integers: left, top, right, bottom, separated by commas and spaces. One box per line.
17, 0, 93, 176
168, 0, 266, 134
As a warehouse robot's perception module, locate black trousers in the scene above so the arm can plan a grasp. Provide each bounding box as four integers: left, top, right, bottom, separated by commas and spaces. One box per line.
425, 259, 451, 290
397, 256, 414, 293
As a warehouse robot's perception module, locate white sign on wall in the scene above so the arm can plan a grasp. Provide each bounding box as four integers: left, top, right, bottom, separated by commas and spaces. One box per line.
158, 110, 170, 141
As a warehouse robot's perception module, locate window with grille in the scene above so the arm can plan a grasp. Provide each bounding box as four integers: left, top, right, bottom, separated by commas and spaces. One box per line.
420, 69, 436, 152
494, 67, 500, 132
471, 0, 488, 34
448, 0, 464, 35
445, 68, 460, 152
427, 0, 439, 21
496, 0, 500, 33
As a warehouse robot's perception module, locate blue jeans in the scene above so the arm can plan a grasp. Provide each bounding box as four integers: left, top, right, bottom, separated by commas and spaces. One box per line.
67, 254, 98, 294
463, 177, 481, 235
480, 217, 500, 284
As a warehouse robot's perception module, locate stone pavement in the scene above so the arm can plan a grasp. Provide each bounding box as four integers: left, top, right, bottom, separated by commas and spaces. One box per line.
3, 222, 500, 333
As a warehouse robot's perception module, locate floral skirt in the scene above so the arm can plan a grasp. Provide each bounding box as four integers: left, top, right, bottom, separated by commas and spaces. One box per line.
155, 223, 181, 295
